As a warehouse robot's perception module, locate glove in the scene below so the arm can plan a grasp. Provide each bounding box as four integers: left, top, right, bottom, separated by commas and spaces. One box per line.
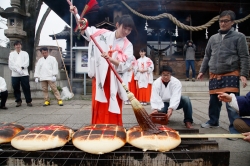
16, 69, 24, 75
35, 78, 39, 83
52, 76, 56, 82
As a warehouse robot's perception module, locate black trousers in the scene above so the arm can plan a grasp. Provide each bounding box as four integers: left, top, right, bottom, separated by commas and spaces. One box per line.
0, 90, 8, 107
12, 76, 32, 103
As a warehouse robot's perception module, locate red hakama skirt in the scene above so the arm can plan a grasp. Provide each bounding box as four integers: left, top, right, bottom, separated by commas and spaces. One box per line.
92, 67, 123, 126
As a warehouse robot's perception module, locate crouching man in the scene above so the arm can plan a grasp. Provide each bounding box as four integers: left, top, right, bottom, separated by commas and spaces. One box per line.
150, 65, 193, 128
34, 47, 63, 106
0, 76, 8, 109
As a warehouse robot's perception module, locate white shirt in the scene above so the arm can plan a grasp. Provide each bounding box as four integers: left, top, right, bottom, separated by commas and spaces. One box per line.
0, 77, 7, 92
8, 50, 29, 77
228, 93, 239, 113
150, 76, 182, 111
134, 56, 154, 88
127, 56, 136, 83
34, 55, 58, 81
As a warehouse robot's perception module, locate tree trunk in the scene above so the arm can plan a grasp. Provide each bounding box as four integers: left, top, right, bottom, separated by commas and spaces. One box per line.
33, 7, 51, 66
22, 0, 42, 71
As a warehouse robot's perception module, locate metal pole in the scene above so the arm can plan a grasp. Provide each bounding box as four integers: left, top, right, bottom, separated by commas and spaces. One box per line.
70, 0, 73, 92
84, 73, 86, 95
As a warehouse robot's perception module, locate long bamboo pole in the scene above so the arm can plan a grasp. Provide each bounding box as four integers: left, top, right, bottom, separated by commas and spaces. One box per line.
180, 134, 245, 138
53, 32, 73, 93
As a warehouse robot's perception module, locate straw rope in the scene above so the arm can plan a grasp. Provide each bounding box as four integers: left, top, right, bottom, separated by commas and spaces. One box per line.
121, 1, 250, 31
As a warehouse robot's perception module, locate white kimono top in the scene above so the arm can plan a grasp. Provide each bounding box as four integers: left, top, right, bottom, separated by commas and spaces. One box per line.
150, 76, 182, 111
84, 26, 134, 114
34, 55, 58, 81
127, 56, 137, 83
134, 56, 154, 88
228, 93, 239, 112
0, 77, 7, 92
9, 50, 29, 77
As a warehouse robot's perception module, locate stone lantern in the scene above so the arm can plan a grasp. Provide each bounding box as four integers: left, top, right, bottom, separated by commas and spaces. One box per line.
0, 0, 29, 50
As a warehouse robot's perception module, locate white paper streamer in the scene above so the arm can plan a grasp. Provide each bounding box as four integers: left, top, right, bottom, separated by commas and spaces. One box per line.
145, 20, 148, 30
205, 28, 208, 39
175, 25, 178, 37
236, 23, 238, 32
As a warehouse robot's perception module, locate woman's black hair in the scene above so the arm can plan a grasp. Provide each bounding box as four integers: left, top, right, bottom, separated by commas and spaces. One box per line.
117, 14, 136, 31
139, 48, 146, 52
160, 65, 173, 75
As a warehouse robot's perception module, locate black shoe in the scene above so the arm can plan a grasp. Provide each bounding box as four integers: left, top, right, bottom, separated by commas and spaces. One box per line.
226, 138, 238, 141
16, 101, 22, 107
0, 106, 8, 110
27, 103, 33, 107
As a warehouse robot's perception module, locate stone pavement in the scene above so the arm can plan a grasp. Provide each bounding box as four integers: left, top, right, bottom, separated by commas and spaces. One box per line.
1, 96, 250, 166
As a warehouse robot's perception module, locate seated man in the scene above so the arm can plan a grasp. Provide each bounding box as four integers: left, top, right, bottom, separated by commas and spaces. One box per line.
0, 76, 8, 109
218, 92, 250, 134
150, 65, 193, 128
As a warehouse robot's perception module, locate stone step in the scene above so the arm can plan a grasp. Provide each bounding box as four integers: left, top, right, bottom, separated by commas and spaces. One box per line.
8, 79, 250, 99
182, 80, 250, 97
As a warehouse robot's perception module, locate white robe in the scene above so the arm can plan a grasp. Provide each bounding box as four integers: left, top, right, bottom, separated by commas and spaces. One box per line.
134, 56, 154, 88
0, 77, 7, 92
84, 26, 134, 114
8, 50, 29, 77
34, 55, 58, 81
150, 76, 182, 111
127, 56, 136, 83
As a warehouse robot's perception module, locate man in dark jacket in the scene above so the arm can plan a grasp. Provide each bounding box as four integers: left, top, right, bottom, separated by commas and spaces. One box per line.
197, 10, 249, 134
183, 40, 196, 81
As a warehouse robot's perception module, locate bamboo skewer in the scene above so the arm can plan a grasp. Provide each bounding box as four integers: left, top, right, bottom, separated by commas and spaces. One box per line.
180, 134, 245, 138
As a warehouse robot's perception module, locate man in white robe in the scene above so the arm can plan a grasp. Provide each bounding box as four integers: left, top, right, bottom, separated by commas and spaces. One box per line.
34, 47, 63, 106
8, 40, 32, 107
0, 77, 8, 109
150, 66, 193, 128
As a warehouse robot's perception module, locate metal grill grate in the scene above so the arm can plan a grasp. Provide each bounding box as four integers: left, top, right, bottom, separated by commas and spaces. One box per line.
0, 142, 229, 166
0, 128, 230, 166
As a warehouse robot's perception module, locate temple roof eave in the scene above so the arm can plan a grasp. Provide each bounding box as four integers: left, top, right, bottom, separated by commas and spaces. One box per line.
49, 31, 81, 40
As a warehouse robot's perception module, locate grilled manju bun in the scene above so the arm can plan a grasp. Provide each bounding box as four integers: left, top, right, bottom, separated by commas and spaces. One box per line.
127, 125, 181, 152
73, 124, 126, 154
0, 123, 24, 144
11, 124, 73, 151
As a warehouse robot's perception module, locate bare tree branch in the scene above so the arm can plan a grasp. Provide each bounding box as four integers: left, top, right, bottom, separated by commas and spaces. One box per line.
33, 6, 51, 65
